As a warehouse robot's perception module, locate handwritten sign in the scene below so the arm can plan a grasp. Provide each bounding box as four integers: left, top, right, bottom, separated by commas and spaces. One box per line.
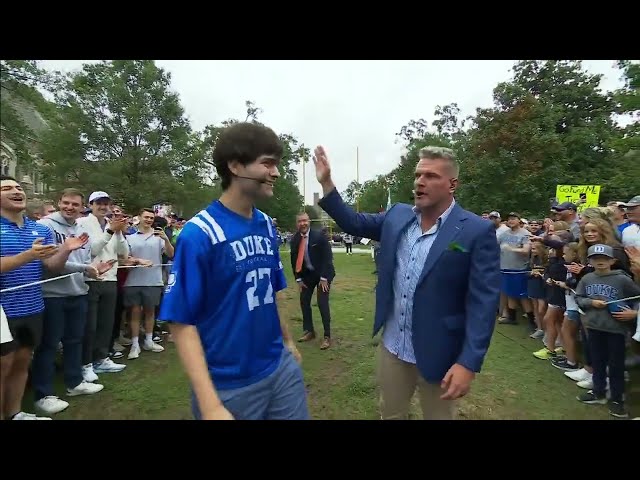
555, 185, 600, 212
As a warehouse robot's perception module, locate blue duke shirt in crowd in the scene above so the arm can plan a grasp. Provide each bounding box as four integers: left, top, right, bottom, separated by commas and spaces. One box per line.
0, 215, 55, 318
158, 200, 287, 390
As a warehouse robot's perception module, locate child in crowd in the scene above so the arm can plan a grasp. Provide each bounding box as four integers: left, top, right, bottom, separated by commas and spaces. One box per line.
575, 244, 640, 418
528, 241, 548, 339
550, 243, 582, 372
533, 240, 567, 360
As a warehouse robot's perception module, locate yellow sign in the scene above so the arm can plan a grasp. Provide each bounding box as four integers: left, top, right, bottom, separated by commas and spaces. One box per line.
555, 185, 601, 212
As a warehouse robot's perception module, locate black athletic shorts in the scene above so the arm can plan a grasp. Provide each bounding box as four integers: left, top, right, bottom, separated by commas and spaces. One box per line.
7, 313, 44, 350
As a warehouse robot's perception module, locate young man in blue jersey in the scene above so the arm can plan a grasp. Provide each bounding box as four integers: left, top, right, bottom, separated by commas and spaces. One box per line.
0, 176, 89, 420
159, 122, 308, 420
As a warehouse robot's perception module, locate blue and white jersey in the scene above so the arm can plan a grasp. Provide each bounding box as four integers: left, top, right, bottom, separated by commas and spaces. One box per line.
0, 215, 55, 318
158, 200, 287, 390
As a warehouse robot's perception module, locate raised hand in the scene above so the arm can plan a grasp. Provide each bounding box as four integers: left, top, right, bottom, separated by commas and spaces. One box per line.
313, 146, 332, 185
65, 233, 89, 251
109, 217, 128, 232
29, 238, 58, 260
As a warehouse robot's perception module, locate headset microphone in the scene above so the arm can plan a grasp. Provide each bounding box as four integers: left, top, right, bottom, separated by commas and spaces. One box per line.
233, 174, 270, 184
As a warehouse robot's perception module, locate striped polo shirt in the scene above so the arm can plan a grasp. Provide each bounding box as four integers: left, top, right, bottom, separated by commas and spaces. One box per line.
0, 215, 55, 318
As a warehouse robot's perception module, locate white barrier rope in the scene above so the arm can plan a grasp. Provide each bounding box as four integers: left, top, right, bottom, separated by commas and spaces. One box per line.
606, 295, 640, 305
117, 264, 171, 269
0, 264, 172, 293
1, 273, 80, 293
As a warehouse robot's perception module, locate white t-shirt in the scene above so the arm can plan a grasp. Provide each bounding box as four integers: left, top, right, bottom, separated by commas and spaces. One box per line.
1, 305, 13, 345
622, 224, 640, 248
495, 224, 510, 238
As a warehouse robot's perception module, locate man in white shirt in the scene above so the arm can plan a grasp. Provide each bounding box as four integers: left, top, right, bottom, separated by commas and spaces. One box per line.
77, 191, 129, 381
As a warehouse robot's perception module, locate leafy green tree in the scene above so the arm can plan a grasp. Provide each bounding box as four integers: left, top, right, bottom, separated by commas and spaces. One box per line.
458, 60, 621, 217
39, 60, 208, 213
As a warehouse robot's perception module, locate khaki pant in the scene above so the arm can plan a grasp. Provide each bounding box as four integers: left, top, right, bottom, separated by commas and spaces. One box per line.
376, 344, 455, 420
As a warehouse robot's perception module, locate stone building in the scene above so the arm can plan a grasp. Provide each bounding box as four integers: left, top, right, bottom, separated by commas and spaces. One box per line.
0, 87, 50, 198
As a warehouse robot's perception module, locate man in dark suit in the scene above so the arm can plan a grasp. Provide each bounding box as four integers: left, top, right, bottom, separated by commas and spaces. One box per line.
290, 212, 335, 350
313, 145, 500, 420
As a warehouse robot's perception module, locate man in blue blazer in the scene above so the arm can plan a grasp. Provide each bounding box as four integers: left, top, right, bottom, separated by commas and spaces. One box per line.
313, 145, 500, 419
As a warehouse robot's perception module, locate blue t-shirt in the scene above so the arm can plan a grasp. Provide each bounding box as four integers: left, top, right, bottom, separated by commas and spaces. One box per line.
158, 201, 287, 390
618, 222, 630, 237
0, 215, 55, 318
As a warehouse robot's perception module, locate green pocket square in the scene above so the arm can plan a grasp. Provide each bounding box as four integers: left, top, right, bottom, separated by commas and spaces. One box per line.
447, 242, 467, 253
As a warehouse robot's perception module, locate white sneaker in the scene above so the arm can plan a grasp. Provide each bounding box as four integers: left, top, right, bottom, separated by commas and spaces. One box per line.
12, 411, 52, 420
529, 329, 544, 340
112, 342, 125, 352
94, 357, 126, 373
565, 368, 591, 383
82, 364, 99, 382
67, 381, 104, 396
128, 344, 141, 359
143, 341, 164, 353
577, 378, 594, 389
35, 396, 69, 415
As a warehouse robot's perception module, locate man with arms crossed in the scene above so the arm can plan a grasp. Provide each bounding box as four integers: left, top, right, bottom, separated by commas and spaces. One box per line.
314, 146, 500, 420
0, 176, 87, 419
159, 122, 307, 420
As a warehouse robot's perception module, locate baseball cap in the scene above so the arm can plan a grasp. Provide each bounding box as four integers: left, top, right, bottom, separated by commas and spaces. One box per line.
488, 211, 500, 219
507, 212, 521, 219
551, 202, 577, 212
619, 195, 640, 208
88, 191, 110, 203
587, 244, 615, 259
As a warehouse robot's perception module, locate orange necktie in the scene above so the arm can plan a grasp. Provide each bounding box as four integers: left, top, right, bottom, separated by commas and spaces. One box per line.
296, 235, 307, 273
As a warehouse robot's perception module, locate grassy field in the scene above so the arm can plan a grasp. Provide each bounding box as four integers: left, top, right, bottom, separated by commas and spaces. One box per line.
25, 252, 639, 420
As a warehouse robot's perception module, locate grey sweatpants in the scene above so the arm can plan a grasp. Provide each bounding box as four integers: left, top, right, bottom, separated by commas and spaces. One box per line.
83, 281, 118, 364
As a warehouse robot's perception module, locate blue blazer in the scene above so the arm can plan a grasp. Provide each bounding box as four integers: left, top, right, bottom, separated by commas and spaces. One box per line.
318, 189, 500, 383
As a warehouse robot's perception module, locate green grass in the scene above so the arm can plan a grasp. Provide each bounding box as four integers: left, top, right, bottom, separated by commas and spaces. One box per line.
25, 252, 639, 420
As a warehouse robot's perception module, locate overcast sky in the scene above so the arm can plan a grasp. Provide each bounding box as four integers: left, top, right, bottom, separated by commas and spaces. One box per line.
39, 60, 624, 204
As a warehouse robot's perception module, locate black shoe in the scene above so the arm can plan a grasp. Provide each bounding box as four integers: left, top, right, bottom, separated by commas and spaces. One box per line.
577, 390, 607, 405
608, 401, 629, 419
551, 357, 579, 371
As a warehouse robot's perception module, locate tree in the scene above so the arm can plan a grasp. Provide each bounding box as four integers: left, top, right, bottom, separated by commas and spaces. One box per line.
602, 60, 640, 201
0, 60, 61, 170
357, 175, 391, 213
457, 60, 620, 217
342, 180, 362, 206
39, 60, 208, 213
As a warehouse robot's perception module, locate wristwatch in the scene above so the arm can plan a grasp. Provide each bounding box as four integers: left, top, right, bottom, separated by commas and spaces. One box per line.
106, 228, 114, 235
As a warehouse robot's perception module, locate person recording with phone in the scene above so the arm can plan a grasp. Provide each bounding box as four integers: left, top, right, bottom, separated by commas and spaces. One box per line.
122, 208, 174, 360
